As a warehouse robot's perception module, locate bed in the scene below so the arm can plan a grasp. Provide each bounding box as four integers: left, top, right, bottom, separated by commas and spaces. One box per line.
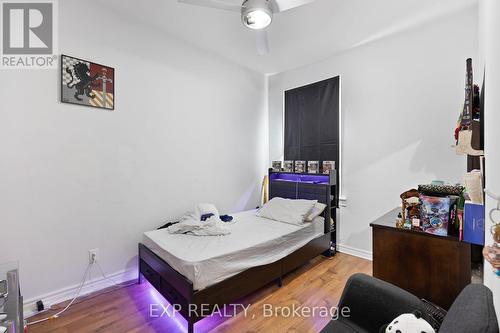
138, 171, 336, 333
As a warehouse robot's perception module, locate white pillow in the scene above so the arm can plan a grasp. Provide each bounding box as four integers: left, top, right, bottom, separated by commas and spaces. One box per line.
305, 202, 327, 222
257, 197, 317, 225
193, 203, 220, 220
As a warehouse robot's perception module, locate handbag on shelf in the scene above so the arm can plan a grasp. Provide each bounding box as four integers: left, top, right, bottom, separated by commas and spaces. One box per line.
464, 170, 484, 204
456, 128, 474, 155
471, 119, 482, 150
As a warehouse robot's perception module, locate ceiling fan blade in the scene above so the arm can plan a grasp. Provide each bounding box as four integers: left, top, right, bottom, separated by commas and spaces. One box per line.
178, 0, 241, 12
271, 0, 315, 13
255, 30, 269, 55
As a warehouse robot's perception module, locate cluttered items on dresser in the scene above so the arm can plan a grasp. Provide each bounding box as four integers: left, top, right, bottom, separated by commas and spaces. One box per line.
398, 181, 484, 243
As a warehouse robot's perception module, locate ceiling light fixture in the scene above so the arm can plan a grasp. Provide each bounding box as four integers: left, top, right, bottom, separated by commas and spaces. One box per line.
241, 0, 273, 30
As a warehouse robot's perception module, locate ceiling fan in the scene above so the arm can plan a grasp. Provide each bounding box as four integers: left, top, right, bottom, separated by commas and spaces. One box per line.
178, 0, 316, 55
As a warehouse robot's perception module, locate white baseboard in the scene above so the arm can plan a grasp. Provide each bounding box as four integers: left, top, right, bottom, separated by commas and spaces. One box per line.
23, 245, 369, 319
23, 267, 137, 319
337, 243, 373, 261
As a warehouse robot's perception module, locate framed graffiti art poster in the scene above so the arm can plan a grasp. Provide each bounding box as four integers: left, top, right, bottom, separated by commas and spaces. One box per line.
61, 55, 115, 110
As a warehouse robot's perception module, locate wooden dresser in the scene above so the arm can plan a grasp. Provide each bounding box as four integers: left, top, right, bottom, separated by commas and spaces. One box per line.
370, 208, 471, 309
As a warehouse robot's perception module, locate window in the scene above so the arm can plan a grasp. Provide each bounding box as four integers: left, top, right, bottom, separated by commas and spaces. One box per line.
284, 76, 340, 167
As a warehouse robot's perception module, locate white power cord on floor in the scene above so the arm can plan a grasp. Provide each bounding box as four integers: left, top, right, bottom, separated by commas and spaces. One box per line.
27, 260, 134, 326
95, 261, 121, 286
27, 263, 93, 326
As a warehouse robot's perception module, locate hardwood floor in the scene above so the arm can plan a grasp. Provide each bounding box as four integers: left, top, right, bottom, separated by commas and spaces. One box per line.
28, 253, 371, 333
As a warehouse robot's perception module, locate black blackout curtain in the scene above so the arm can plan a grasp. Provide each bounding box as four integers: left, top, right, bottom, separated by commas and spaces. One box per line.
284, 76, 340, 165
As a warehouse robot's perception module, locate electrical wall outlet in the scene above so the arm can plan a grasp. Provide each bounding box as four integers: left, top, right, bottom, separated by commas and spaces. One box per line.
88, 248, 99, 264
36, 300, 45, 312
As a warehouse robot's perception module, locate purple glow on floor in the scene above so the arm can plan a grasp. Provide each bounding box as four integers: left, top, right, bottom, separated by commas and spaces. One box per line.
148, 288, 187, 332
146, 284, 233, 333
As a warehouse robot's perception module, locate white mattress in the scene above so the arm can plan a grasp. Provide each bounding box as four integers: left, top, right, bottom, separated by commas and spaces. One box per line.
142, 210, 325, 290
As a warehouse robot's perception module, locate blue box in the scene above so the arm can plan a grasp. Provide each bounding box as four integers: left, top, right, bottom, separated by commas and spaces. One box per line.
463, 202, 485, 245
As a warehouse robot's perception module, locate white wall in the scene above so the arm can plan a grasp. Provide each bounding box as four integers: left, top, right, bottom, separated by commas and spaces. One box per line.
480, 0, 500, 320
0, 0, 268, 304
268, 7, 476, 258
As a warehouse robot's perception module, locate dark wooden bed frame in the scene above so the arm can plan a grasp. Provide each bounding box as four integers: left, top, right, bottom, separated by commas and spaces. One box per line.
138, 170, 337, 333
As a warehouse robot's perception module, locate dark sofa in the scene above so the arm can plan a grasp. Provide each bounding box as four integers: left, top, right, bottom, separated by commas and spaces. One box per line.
321, 273, 498, 333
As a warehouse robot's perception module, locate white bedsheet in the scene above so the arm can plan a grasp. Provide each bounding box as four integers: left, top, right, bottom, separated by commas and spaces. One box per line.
142, 209, 325, 290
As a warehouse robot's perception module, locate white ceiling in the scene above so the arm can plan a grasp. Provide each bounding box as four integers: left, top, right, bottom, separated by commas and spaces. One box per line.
95, 0, 477, 74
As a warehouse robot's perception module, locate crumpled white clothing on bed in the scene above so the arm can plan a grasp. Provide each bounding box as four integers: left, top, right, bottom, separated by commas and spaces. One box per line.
167, 215, 233, 236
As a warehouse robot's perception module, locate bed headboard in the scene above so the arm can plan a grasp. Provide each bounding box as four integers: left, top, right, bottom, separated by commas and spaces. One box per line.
268, 169, 336, 234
